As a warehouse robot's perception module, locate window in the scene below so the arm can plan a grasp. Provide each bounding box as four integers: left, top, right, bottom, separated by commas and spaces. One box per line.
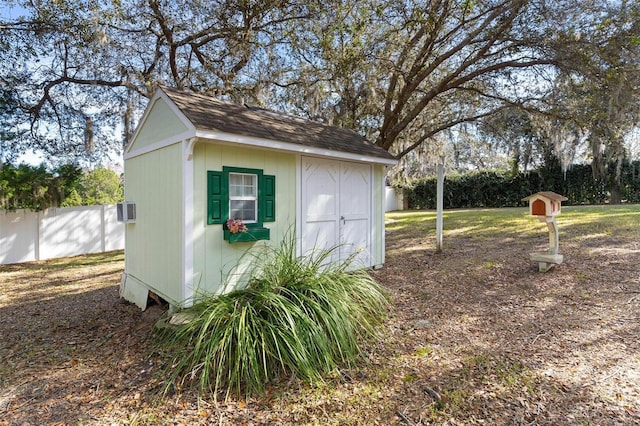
207, 167, 276, 242
229, 172, 258, 222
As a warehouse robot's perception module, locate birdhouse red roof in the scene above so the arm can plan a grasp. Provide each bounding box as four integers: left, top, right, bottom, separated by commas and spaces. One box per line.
521, 191, 568, 203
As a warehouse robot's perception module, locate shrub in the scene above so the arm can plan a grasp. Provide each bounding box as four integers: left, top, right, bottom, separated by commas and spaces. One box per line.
155, 233, 388, 399
406, 160, 640, 209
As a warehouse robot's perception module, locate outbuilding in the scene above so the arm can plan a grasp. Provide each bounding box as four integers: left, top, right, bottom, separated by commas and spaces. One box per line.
120, 86, 397, 310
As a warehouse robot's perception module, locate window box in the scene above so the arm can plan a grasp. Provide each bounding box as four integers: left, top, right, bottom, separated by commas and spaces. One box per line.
223, 227, 270, 243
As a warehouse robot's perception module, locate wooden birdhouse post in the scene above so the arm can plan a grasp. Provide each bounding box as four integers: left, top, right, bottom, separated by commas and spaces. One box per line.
522, 191, 568, 272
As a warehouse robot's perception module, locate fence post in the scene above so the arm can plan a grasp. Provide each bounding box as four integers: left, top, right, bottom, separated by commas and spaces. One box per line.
35, 210, 41, 261
101, 204, 106, 253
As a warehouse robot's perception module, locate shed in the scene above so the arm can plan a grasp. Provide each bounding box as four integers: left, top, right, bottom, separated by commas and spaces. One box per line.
120, 86, 397, 310
522, 191, 568, 217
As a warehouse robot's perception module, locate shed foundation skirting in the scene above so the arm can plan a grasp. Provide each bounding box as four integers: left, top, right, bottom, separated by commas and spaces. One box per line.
120, 273, 152, 310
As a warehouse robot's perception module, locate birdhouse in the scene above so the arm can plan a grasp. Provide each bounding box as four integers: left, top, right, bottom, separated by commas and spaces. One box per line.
522, 191, 567, 217
522, 191, 568, 272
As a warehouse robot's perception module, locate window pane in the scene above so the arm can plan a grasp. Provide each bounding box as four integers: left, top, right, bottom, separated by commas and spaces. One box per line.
244, 175, 257, 196
230, 200, 256, 222
229, 174, 244, 197
229, 173, 257, 197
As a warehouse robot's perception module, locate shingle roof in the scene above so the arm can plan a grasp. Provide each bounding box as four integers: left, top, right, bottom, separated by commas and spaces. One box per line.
160, 86, 396, 162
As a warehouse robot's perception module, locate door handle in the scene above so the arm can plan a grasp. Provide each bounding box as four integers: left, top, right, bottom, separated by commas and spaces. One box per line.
340, 216, 345, 225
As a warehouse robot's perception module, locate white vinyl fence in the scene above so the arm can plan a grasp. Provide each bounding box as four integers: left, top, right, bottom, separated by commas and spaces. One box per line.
0, 205, 124, 265
385, 186, 405, 212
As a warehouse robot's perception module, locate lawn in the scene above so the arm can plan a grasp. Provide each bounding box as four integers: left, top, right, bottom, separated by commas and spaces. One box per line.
1, 205, 639, 425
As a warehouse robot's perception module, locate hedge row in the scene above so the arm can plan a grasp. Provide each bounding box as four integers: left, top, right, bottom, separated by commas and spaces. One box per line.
406, 162, 640, 209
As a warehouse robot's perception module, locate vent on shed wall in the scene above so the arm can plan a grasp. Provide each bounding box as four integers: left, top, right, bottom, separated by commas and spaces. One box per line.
117, 202, 137, 223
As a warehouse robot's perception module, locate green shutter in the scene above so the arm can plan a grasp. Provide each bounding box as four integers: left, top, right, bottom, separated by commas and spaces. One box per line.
263, 174, 276, 222
207, 171, 227, 224
211, 168, 271, 225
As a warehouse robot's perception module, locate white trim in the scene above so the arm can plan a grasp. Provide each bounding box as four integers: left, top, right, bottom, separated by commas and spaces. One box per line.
124, 128, 398, 166
195, 129, 398, 165
379, 168, 386, 265
124, 97, 157, 154
369, 163, 375, 266
295, 154, 302, 257
124, 129, 196, 160
185, 137, 198, 161
182, 138, 196, 306
125, 89, 197, 154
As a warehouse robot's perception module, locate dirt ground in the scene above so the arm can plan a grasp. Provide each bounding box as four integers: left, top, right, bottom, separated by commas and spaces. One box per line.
1, 207, 639, 425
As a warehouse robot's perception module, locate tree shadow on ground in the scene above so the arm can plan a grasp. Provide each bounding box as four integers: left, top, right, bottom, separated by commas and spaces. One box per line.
1, 214, 639, 424
374, 214, 640, 424
0, 265, 165, 425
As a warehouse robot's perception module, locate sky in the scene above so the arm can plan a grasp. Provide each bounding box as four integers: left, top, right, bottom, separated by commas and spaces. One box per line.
2, 3, 38, 165
1, 3, 124, 171
0, 2, 26, 19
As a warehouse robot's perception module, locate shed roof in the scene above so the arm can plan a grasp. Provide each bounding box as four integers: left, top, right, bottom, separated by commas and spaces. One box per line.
521, 191, 568, 202
160, 86, 396, 162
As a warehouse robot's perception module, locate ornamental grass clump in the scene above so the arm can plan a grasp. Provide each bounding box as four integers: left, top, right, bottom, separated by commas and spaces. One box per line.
155, 233, 388, 398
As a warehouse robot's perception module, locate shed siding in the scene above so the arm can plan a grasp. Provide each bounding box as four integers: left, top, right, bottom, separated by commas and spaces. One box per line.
192, 142, 296, 296
124, 142, 184, 304
130, 97, 189, 151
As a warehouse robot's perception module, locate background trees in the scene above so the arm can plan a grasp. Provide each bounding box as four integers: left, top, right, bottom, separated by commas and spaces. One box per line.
0, 163, 123, 210
548, 1, 640, 203
0, 0, 638, 202
274, 0, 562, 172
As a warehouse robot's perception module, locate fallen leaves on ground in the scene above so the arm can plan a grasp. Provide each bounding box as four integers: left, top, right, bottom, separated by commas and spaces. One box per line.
1, 207, 639, 425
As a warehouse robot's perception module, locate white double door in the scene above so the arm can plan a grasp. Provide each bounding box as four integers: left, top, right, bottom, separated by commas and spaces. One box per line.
300, 156, 372, 267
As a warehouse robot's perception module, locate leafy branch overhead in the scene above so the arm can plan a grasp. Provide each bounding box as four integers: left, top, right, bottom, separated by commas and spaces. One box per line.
0, 0, 312, 160
0, 0, 638, 179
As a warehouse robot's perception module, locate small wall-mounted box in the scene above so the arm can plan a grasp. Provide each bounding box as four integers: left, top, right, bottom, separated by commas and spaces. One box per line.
117, 202, 137, 223
522, 191, 567, 217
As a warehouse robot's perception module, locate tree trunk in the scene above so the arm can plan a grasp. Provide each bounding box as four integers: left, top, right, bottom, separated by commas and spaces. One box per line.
609, 180, 623, 204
